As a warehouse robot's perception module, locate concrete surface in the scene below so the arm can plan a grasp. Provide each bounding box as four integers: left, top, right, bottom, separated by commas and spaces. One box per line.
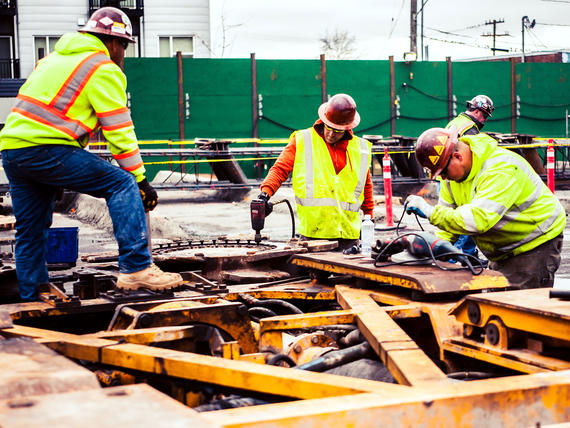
1, 183, 570, 282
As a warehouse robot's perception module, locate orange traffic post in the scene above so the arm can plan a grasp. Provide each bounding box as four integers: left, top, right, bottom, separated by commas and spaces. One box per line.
547, 139, 555, 193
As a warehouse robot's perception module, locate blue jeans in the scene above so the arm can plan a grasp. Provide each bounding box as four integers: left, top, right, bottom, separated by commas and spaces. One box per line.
454, 234, 478, 256
2, 145, 151, 301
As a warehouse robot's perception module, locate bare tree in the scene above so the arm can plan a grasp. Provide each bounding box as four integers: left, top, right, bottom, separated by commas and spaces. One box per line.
319, 29, 358, 59
199, 2, 243, 58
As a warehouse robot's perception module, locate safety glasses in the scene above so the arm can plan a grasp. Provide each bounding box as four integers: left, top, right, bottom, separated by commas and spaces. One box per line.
324, 124, 345, 134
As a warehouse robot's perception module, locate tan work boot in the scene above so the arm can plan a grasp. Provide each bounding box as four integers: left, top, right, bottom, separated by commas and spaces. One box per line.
116, 264, 183, 291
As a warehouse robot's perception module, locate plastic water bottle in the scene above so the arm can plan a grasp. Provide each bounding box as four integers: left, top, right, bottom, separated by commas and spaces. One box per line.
361, 214, 374, 257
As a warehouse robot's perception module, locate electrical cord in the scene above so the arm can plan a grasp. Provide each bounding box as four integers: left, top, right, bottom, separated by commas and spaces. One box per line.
373, 231, 486, 275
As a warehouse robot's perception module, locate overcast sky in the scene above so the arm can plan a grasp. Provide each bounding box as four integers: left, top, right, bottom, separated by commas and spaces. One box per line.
208, 0, 570, 61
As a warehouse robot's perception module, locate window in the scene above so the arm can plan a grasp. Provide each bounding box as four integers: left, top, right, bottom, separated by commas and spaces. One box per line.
124, 37, 138, 58
159, 36, 194, 58
34, 36, 61, 63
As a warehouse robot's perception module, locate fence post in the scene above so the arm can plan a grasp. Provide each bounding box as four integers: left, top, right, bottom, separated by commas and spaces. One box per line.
547, 139, 555, 193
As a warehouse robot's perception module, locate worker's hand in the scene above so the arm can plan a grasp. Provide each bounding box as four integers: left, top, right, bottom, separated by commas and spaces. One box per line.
257, 192, 273, 216
404, 195, 434, 219
138, 179, 158, 212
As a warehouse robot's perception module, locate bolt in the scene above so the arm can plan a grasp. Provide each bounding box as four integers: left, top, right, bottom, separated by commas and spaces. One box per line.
138, 313, 152, 328
294, 344, 302, 353
311, 336, 319, 344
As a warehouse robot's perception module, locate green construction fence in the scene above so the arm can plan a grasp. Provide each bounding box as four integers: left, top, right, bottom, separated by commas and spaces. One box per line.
124, 58, 570, 181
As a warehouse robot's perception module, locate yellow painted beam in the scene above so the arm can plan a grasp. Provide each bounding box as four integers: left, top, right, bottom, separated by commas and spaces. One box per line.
336, 285, 448, 386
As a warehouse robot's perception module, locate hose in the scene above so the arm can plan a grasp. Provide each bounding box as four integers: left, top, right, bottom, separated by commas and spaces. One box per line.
247, 306, 277, 323
272, 198, 296, 239
266, 353, 297, 367
239, 294, 304, 315
295, 341, 373, 372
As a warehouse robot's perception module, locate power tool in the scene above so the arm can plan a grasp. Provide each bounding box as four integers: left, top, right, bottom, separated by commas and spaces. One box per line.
404, 232, 467, 263
250, 197, 273, 244
374, 232, 481, 273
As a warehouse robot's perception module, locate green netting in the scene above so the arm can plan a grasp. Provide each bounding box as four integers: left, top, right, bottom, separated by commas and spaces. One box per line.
124, 58, 570, 180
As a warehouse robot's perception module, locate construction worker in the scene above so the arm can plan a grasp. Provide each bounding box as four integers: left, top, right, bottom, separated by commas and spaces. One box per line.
404, 126, 565, 289
256, 93, 373, 251
444, 94, 495, 257
0, 7, 182, 301
447, 94, 494, 136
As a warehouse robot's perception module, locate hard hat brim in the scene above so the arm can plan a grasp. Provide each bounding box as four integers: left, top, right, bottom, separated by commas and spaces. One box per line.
318, 102, 361, 131
430, 125, 458, 179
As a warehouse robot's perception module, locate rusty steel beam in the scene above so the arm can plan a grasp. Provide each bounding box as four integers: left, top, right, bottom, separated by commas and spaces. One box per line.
2, 325, 408, 400
336, 285, 448, 386
203, 370, 570, 428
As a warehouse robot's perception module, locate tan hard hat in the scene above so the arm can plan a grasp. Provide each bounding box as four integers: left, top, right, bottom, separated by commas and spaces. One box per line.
80, 7, 135, 43
415, 126, 458, 179
318, 93, 361, 130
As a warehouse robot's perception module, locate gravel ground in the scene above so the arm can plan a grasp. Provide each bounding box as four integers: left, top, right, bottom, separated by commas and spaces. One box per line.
1, 186, 570, 285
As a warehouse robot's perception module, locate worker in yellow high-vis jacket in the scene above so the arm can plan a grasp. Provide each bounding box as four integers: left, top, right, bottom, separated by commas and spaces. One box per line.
0, 7, 182, 301
404, 126, 565, 289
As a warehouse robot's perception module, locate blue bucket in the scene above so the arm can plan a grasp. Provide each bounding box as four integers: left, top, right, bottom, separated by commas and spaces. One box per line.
46, 227, 79, 264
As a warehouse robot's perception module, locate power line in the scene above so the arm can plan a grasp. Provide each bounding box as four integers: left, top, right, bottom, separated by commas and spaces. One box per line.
425, 26, 472, 38
536, 22, 570, 27
423, 35, 492, 50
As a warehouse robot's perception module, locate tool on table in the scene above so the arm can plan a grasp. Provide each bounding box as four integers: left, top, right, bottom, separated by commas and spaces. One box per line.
373, 231, 484, 275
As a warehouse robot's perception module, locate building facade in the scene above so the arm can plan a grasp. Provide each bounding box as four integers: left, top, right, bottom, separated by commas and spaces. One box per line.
0, 0, 211, 79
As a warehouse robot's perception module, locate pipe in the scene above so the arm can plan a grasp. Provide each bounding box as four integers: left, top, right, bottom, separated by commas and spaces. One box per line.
295, 341, 372, 372
266, 353, 297, 367
247, 306, 277, 323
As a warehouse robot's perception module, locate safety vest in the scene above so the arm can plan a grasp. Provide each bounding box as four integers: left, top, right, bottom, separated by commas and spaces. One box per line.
433, 133, 566, 261
0, 32, 145, 181
446, 113, 479, 136
292, 128, 371, 239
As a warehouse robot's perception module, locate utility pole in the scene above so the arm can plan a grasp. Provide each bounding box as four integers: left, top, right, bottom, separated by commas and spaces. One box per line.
481, 19, 509, 56
521, 15, 536, 63
410, 0, 417, 54
419, 0, 428, 61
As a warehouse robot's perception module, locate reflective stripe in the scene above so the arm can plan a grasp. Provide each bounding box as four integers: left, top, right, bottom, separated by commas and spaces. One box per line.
97, 107, 133, 131
478, 153, 545, 231
51, 52, 112, 114
113, 147, 143, 171
295, 196, 361, 212
298, 128, 365, 213
353, 139, 369, 201
440, 180, 456, 207
13, 94, 91, 140
302, 129, 314, 197
458, 205, 478, 232
490, 203, 564, 257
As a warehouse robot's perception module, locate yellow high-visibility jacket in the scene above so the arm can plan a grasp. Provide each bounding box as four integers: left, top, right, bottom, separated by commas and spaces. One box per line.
432, 133, 566, 261
446, 112, 480, 136
292, 127, 371, 239
0, 32, 145, 181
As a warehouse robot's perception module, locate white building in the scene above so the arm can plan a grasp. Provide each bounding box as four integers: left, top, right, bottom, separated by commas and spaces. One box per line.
0, 0, 212, 79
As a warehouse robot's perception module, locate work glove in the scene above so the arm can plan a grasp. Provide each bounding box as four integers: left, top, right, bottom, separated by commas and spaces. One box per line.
257, 191, 273, 216
404, 195, 434, 219
138, 179, 158, 212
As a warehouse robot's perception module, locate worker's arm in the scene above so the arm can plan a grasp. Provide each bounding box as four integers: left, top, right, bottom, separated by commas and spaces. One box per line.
85, 63, 145, 182
260, 133, 297, 197
360, 170, 374, 217
430, 166, 523, 236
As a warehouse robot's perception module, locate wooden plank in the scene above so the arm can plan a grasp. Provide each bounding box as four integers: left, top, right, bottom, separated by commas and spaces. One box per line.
0, 338, 100, 400
0, 384, 218, 428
